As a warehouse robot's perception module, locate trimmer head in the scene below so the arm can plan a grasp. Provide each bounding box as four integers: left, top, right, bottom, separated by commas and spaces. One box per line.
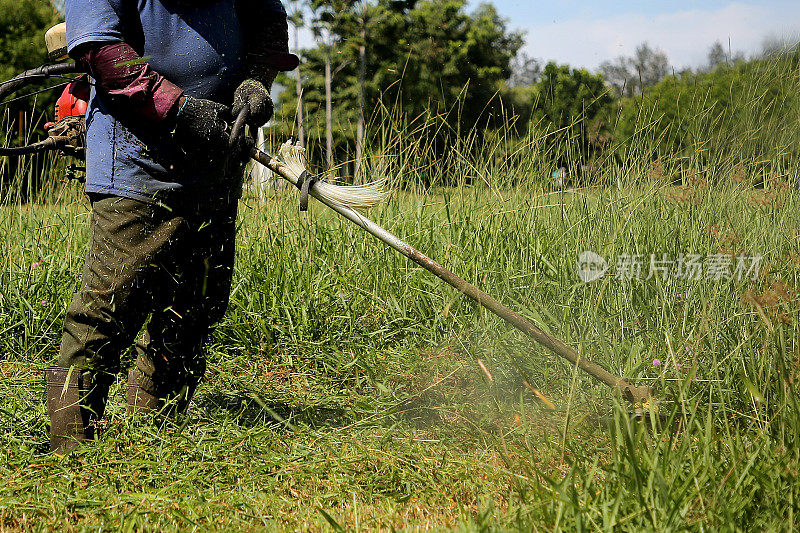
617, 378, 653, 405
616, 378, 660, 419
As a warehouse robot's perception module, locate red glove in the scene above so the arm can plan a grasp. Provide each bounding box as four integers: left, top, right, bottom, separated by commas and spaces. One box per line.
74, 42, 184, 123
75, 42, 252, 171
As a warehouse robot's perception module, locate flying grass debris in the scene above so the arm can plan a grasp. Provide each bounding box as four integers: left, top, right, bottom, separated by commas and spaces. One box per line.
251, 143, 655, 411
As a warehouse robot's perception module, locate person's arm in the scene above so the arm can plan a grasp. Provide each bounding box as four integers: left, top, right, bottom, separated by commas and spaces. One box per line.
66, 0, 184, 124
65, 0, 251, 168
74, 41, 251, 168
73, 42, 184, 123
232, 0, 299, 128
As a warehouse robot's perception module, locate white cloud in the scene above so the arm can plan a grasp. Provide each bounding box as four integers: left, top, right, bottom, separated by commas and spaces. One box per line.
522, 2, 800, 70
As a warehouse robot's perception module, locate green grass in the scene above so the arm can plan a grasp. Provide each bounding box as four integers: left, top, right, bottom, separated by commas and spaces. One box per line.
0, 166, 799, 530
0, 48, 799, 530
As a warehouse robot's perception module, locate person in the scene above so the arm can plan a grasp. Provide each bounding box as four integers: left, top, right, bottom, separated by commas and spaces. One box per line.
46, 0, 298, 454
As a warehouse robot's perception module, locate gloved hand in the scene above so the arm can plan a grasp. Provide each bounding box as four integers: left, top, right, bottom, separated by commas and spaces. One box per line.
172, 96, 253, 172
232, 78, 274, 130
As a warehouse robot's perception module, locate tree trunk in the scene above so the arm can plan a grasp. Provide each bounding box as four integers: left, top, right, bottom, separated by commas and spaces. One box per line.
325, 43, 333, 169
355, 25, 366, 184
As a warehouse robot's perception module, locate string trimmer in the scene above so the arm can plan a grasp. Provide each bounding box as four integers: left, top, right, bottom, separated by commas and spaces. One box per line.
248, 140, 654, 412
0, 23, 655, 413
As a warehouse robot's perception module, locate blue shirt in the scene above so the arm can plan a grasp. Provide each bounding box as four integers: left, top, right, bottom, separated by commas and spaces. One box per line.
66, 0, 286, 205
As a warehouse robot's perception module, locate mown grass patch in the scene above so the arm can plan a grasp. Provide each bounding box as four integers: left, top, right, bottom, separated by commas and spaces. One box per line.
0, 171, 799, 530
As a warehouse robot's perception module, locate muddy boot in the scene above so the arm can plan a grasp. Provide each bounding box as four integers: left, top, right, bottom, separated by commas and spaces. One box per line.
127, 367, 160, 416
150, 377, 199, 420
167, 377, 199, 417
46, 367, 112, 453
130, 343, 203, 420
46, 366, 90, 454
127, 366, 198, 419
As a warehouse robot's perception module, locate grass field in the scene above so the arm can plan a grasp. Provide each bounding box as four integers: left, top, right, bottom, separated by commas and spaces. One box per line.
0, 156, 798, 531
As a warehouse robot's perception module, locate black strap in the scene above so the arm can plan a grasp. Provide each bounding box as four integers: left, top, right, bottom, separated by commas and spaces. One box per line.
297, 170, 318, 212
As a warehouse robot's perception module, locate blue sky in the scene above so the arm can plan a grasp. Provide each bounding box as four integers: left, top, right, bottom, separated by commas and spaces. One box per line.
466, 1, 800, 69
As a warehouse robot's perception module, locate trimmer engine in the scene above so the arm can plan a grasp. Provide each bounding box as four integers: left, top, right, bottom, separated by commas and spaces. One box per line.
43, 23, 89, 159
43, 78, 90, 159
0, 22, 88, 159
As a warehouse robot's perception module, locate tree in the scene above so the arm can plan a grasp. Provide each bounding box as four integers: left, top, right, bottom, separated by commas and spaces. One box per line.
599, 42, 670, 97
0, 0, 61, 198
275, 0, 522, 169
0, 0, 60, 83
308, 0, 340, 168
392, 1, 522, 127
326, 0, 388, 181
761, 34, 799, 58
632, 43, 669, 89
308, 0, 364, 168
533, 62, 613, 165
598, 56, 631, 97
353, 4, 368, 180
536, 62, 610, 125
612, 49, 800, 166
288, 1, 305, 147
706, 41, 727, 71
508, 51, 540, 88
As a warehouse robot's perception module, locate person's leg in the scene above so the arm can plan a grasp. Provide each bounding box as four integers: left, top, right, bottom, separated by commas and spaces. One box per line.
49, 195, 181, 452
128, 202, 238, 417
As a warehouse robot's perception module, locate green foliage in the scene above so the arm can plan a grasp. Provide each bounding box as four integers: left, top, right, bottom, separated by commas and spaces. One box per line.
0, 0, 59, 82
0, 0, 61, 129
533, 62, 612, 131
0, 0, 62, 200
2, 12, 800, 527
1, 37, 800, 527
275, 0, 522, 163
599, 42, 670, 98
612, 51, 800, 174
2, 163, 800, 529
497, 62, 613, 177
394, 1, 521, 124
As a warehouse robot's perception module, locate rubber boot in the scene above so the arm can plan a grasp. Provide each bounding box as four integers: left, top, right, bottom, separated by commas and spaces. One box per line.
127, 366, 199, 418
168, 378, 199, 417
46, 366, 90, 454
127, 367, 160, 416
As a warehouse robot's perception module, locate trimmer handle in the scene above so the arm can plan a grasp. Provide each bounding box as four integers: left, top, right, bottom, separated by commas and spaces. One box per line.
229, 103, 250, 148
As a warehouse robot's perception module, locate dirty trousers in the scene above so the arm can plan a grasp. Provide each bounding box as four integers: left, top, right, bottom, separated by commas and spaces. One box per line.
57, 194, 238, 413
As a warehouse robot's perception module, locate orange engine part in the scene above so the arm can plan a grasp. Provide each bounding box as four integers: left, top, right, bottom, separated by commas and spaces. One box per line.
45, 77, 89, 130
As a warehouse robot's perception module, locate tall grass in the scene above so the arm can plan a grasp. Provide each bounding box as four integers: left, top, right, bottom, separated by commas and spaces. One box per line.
0, 49, 798, 530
